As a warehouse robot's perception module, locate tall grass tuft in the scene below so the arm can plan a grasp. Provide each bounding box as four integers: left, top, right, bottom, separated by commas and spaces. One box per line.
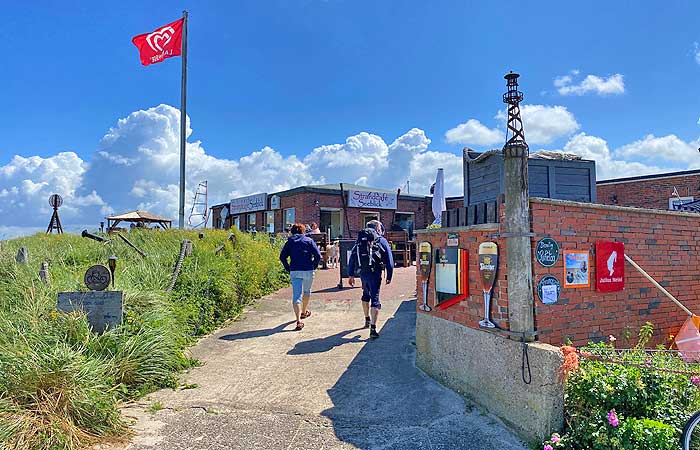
0, 228, 287, 449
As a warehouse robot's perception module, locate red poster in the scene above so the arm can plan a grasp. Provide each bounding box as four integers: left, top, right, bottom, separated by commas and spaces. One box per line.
596, 241, 624, 292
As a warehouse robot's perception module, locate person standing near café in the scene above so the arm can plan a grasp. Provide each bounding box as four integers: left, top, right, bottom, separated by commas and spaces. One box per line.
279, 223, 322, 330
347, 220, 394, 339
308, 222, 322, 234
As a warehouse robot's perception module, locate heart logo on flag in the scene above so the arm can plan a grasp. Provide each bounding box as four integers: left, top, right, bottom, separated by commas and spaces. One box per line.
146, 26, 175, 52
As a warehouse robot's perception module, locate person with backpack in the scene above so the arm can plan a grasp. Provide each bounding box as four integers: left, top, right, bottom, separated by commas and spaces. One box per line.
347, 220, 394, 339
279, 223, 322, 331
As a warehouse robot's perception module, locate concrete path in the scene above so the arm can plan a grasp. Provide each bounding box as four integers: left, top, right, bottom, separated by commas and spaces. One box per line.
121, 267, 528, 450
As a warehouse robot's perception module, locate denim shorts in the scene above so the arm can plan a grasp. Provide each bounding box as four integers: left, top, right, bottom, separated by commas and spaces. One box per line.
290, 270, 315, 304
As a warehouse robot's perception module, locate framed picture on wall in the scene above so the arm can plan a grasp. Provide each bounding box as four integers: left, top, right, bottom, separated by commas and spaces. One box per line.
563, 250, 590, 288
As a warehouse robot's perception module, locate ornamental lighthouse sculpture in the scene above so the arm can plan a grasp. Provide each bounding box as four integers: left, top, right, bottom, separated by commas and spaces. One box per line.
502, 72, 536, 339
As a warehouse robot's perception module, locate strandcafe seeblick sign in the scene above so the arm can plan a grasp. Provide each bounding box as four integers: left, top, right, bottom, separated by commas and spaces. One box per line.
230, 193, 267, 215
347, 190, 398, 209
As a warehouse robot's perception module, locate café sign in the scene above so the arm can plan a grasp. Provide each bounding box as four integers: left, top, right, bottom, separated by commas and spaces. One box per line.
347, 190, 397, 210
230, 193, 267, 215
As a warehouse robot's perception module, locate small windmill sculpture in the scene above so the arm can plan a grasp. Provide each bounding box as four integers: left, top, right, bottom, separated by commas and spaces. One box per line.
46, 194, 64, 234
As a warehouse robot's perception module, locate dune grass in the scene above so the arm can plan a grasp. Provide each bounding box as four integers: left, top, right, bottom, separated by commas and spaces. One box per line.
0, 229, 287, 449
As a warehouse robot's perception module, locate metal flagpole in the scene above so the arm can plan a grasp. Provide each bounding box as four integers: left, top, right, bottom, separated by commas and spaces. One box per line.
179, 10, 189, 229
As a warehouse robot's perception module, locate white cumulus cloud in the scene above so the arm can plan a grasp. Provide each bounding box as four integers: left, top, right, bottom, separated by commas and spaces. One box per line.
494, 104, 580, 145
0, 105, 460, 238
444, 119, 503, 146
538, 132, 697, 180
554, 72, 625, 96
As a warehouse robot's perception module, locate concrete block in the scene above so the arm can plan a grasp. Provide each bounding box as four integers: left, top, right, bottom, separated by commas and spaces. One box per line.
416, 313, 563, 443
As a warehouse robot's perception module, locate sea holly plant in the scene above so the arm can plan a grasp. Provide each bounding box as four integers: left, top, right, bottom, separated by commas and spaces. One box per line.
542, 322, 700, 450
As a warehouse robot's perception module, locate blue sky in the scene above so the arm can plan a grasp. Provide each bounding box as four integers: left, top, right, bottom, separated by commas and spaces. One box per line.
1, 1, 699, 236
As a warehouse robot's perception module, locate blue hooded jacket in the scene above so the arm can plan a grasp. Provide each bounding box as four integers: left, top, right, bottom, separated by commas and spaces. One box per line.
279, 234, 322, 272
347, 235, 394, 281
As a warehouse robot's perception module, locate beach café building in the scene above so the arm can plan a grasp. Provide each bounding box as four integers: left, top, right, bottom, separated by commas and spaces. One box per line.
210, 183, 431, 238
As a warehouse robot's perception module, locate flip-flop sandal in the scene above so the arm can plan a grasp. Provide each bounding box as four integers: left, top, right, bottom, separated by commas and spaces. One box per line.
294, 321, 304, 331
300, 311, 312, 319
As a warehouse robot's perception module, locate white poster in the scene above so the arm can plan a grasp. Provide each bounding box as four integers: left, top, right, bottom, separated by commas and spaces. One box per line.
347, 190, 397, 209
230, 193, 267, 215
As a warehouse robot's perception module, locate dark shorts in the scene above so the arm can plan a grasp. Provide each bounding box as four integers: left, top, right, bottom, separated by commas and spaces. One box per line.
360, 272, 382, 309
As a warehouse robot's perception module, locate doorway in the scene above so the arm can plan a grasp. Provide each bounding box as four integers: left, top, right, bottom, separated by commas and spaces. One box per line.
360, 211, 380, 229
320, 208, 343, 239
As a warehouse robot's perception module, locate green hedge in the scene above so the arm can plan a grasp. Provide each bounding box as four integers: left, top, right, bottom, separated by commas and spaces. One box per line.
0, 229, 287, 449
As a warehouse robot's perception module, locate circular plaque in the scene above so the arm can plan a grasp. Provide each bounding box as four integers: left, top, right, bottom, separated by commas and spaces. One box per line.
84, 264, 111, 291
537, 275, 561, 305
535, 237, 559, 267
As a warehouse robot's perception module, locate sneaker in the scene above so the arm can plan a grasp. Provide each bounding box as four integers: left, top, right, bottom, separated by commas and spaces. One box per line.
369, 328, 379, 339
364, 318, 371, 329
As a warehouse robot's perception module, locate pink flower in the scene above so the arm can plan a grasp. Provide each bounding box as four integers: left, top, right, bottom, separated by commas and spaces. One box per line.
645, 359, 651, 366
551, 433, 561, 443
607, 409, 619, 427
543, 445, 553, 450
608, 335, 617, 342
691, 376, 700, 385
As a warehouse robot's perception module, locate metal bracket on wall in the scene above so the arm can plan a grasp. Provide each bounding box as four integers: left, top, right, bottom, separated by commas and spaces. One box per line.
488, 232, 537, 239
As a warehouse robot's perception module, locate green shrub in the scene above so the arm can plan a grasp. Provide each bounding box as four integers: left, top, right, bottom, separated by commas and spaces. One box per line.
543, 325, 700, 450
0, 229, 287, 449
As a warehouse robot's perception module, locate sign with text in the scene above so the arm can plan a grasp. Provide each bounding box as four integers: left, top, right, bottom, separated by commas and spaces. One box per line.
596, 241, 625, 292
447, 233, 459, 247
347, 190, 397, 210
270, 195, 281, 210
537, 275, 561, 304
58, 291, 123, 333
535, 238, 559, 267
230, 193, 267, 215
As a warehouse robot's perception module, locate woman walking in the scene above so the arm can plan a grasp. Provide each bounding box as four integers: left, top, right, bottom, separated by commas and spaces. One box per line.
279, 223, 321, 330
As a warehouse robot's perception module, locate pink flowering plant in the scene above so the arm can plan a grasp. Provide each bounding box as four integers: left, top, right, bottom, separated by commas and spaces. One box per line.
542, 322, 700, 449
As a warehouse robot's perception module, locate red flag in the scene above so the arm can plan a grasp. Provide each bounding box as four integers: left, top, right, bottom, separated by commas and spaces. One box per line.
132, 18, 184, 66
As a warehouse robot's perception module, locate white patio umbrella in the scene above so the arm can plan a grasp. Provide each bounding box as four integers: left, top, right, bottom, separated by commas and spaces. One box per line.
431, 168, 446, 225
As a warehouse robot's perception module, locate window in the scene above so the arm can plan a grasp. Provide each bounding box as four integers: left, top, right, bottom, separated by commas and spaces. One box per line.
284, 208, 296, 230
266, 211, 275, 233
394, 212, 415, 236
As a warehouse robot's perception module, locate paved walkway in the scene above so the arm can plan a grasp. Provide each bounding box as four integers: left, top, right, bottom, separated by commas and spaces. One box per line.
121, 267, 527, 450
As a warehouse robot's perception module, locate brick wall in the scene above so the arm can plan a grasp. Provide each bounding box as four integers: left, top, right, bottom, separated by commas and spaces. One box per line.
597, 172, 700, 210
415, 224, 510, 330
414, 197, 700, 348
531, 198, 700, 347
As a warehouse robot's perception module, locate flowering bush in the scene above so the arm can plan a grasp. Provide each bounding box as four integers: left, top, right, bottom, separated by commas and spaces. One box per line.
543, 323, 700, 450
